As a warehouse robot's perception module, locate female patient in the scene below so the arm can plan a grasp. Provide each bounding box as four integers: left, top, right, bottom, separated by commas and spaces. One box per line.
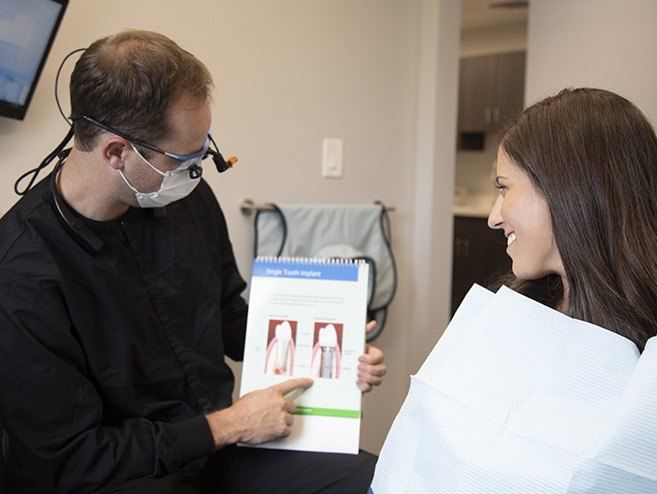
488, 87, 657, 351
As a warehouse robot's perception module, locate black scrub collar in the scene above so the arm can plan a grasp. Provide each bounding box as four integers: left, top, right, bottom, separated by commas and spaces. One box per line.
49, 151, 167, 254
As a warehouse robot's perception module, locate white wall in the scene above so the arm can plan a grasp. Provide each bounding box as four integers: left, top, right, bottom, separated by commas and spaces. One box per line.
0, 0, 461, 454
411, 0, 461, 374
526, 0, 657, 124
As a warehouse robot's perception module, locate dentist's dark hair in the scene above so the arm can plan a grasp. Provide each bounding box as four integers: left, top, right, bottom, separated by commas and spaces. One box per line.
494, 87, 657, 351
70, 29, 213, 152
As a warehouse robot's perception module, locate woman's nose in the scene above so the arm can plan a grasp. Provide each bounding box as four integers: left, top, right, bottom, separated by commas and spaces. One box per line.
488, 194, 503, 230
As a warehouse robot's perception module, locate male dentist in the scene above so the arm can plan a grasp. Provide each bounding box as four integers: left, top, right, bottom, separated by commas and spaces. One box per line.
0, 30, 386, 493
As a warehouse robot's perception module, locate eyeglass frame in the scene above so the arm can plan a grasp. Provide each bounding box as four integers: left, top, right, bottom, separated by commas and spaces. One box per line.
72, 114, 232, 178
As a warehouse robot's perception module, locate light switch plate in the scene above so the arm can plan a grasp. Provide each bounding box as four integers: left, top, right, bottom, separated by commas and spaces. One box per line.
322, 138, 343, 178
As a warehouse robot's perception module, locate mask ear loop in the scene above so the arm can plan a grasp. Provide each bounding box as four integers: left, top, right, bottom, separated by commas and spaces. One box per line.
130, 143, 167, 177
14, 48, 86, 196
117, 168, 143, 196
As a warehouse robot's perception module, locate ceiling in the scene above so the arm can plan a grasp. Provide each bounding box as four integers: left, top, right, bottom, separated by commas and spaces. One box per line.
461, 0, 528, 31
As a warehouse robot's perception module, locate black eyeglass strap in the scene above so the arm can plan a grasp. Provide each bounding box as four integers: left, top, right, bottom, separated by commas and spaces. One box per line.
15, 127, 75, 196
71, 115, 170, 157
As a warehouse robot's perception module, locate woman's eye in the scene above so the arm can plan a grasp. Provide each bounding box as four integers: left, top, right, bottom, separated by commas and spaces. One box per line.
494, 184, 507, 196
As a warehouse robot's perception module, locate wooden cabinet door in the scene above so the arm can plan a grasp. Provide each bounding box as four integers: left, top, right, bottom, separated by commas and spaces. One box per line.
458, 55, 496, 132
451, 215, 511, 316
457, 51, 526, 134
493, 51, 526, 131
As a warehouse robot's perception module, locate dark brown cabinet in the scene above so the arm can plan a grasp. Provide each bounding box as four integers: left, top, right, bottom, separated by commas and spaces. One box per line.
494, 51, 526, 128
457, 51, 526, 135
451, 215, 511, 316
458, 55, 496, 133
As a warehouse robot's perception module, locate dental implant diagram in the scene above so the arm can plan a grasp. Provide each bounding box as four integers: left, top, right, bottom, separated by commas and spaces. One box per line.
264, 320, 296, 375
311, 323, 343, 379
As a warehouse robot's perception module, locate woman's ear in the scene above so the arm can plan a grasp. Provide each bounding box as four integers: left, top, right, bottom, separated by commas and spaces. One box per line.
102, 138, 129, 171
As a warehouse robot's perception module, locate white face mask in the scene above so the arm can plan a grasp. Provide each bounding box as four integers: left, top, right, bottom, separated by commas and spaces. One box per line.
120, 144, 202, 208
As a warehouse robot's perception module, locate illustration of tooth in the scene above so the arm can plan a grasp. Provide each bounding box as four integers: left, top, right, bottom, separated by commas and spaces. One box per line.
310, 324, 343, 379
319, 324, 338, 378
264, 321, 295, 376
275, 321, 292, 374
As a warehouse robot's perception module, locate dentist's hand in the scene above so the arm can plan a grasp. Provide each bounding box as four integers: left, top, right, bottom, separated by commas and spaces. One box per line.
357, 321, 387, 393
206, 377, 313, 449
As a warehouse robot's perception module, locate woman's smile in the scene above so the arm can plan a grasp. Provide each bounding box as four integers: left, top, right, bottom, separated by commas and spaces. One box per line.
507, 232, 517, 247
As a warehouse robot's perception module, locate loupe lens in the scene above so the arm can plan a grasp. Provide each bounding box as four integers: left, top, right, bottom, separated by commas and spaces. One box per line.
188, 164, 203, 179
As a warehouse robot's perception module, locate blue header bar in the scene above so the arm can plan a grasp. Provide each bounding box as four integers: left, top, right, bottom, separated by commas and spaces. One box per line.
252, 259, 359, 281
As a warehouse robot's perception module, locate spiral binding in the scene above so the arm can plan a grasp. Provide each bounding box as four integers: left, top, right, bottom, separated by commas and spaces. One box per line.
256, 256, 366, 265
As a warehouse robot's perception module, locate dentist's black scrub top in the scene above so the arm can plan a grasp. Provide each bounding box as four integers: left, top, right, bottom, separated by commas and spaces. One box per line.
0, 175, 248, 492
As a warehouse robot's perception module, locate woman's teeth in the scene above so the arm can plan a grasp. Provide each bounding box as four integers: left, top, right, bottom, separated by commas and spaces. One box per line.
507, 233, 517, 247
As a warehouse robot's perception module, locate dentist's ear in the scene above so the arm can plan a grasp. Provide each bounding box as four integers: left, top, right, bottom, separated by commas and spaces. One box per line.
103, 138, 130, 171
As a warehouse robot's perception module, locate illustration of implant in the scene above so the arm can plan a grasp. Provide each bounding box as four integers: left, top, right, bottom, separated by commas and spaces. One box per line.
311, 324, 342, 379
264, 321, 295, 375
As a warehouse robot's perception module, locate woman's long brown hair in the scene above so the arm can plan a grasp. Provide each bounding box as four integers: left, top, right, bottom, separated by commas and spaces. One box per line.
495, 88, 657, 351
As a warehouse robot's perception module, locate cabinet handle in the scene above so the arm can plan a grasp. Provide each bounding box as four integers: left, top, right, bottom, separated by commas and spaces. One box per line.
484, 107, 492, 125
455, 238, 462, 257
463, 238, 470, 256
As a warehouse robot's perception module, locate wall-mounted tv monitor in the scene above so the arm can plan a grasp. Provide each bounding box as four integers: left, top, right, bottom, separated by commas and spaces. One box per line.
0, 0, 68, 120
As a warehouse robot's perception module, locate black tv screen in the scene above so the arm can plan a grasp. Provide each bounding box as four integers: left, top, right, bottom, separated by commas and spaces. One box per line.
0, 0, 68, 120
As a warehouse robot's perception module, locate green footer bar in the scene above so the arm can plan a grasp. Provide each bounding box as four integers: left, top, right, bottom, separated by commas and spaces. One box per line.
294, 406, 360, 419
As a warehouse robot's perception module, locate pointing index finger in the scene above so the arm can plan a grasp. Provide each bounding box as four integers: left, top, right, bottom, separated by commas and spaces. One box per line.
272, 378, 314, 396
